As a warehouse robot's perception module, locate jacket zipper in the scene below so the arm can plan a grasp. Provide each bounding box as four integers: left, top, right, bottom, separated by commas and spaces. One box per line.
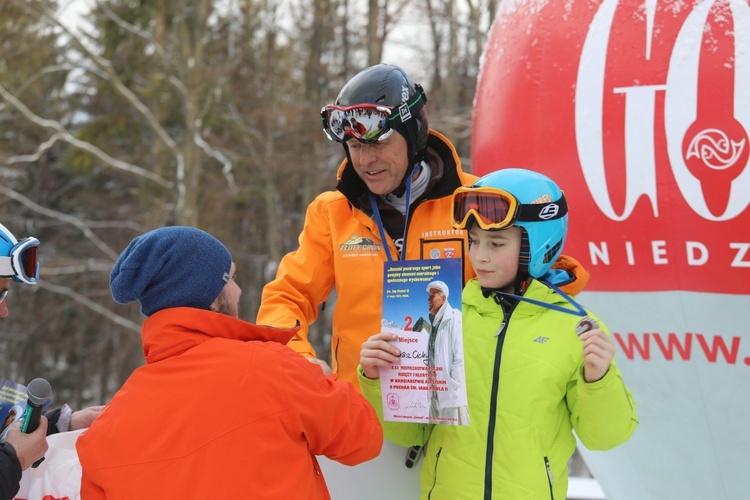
427, 447, 442, 499
544, 456, 554, 499
484, 316, 510, 500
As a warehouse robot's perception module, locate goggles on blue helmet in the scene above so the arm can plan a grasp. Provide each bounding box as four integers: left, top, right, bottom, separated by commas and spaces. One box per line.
0, 223, 40, 285
451, 186, 568, 231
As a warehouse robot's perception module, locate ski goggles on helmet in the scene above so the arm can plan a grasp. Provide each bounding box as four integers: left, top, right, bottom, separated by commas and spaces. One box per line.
320, 104, 395, 144
0, 237, 40, 285
451, 186, 567, 231
320, 86, 427, 144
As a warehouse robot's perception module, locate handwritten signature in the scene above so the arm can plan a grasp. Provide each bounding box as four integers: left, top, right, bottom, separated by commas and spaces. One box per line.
406, 401, 428, 410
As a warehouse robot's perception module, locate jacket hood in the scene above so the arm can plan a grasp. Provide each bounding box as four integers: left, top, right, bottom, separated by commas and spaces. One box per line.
550, 254, 589, 295
141, 307, 299, 363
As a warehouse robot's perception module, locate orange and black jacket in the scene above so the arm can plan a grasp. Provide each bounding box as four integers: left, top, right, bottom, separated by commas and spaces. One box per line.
257, 131, 484, 388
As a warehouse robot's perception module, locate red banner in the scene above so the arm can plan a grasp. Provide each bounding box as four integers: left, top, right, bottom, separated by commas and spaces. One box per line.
473, 0, 750, 294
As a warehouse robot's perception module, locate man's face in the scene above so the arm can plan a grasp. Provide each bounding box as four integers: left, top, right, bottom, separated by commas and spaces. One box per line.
211, 262, 242, 318
0, 277, 10, 318
346, 131, 410, 195
427, 288, 446, 315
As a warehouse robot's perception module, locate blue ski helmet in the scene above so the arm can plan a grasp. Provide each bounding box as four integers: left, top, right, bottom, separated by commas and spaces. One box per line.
459, 168, 568, 278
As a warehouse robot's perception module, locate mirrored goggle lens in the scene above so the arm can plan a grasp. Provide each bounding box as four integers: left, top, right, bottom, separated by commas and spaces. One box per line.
452, 189, 518, 230
21, 245, 38, 281
322, 105, 392, 143
11, 238, 40, 284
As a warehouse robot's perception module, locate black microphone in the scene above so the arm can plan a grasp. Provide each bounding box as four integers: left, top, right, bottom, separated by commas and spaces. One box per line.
21, 378, 51, 434
21, 378, 51, 468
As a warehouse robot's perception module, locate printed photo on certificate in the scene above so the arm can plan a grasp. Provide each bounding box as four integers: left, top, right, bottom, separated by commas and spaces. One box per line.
380, 258, 469, 426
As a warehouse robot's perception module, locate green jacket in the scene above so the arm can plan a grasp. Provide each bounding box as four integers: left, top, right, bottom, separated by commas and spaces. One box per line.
360, 278, 638, 499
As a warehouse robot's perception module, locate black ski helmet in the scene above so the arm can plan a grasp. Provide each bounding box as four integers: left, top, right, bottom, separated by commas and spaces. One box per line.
334, 64, 429, 188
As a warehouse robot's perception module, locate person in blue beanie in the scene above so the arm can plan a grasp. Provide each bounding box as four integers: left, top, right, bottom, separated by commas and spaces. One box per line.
77, 226, 382, 499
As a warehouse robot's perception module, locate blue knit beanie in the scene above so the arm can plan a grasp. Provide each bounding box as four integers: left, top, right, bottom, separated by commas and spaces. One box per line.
110, 226, 232, 316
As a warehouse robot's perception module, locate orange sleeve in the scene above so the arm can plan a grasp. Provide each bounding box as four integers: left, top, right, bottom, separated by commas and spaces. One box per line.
256, 196, 338, 359
281, 349, 383, 466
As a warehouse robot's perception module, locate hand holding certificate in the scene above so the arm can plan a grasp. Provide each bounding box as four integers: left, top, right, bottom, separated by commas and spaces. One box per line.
373, 258, 469, 425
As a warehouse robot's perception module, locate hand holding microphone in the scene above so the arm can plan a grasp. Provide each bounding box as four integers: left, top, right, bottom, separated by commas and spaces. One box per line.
2, 417, 48, 471
20, 378, 51, 468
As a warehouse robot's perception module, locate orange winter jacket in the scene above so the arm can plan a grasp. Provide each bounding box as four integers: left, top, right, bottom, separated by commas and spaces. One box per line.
257, 131, 479, 388
76, 308, 382, 500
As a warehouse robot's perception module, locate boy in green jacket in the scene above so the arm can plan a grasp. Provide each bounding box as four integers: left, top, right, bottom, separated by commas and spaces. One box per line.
359, 168, 638, 499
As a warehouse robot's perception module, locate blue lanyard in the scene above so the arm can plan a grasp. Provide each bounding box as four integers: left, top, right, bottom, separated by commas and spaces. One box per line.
492, 278, 587, 317
368, 173, 413, 262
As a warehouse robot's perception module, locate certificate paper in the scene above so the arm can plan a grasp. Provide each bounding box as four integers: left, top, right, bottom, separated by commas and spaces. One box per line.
379, 258, 469, 425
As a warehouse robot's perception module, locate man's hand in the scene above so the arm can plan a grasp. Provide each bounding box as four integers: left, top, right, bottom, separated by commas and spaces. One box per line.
360, 332, 401, 379
579, 328, 615, 382
4, 417, 48, 470
70, 405, 106, 431
307, 357, 333, 376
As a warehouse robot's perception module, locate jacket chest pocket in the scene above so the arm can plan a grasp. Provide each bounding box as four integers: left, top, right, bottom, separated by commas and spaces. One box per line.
418, 236, 467, 261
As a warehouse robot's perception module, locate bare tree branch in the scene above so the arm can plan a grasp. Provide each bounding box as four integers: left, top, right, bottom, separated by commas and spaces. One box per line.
24, 1, 186, 209
96, 1, 189, 98
42, 262, 115, 275
0, 93, 173, 188
0, 184, 120, 260
38, 281, 141, 333
193, 121, 238, 194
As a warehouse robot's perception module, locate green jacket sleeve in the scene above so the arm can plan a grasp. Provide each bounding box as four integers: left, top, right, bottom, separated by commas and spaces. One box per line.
567, 361, 638, 450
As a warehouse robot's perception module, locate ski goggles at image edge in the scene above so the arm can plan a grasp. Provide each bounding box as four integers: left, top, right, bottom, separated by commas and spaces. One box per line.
320, 87, 426, 144
451, 186, 568, 231
0, 237, 40, 285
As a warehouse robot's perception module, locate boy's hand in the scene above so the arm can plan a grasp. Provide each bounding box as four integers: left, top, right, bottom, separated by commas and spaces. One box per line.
579, 328, 615, 382
360, 332, 401, 379
71, 405, 106, 431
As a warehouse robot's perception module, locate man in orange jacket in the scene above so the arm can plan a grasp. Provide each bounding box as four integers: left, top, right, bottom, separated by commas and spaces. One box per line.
76, 226, 382, 499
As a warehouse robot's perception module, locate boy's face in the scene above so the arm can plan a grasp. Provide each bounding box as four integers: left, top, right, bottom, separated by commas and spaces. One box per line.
467, 225, 522, 293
